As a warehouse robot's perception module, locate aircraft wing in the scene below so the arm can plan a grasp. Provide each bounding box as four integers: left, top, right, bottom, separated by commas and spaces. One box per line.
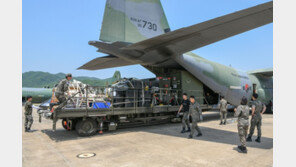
78, 55, 135, 70
124, 1, 273, 55
247, 68, 273, 77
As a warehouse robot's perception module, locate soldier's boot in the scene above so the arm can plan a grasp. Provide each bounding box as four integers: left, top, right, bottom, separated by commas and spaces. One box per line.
25, 127, 28, 132
188, 134, 193, 139
186, 127, 191, 132
181, 128, 186, 133
246, 136, 252, 142
196, 133, 202, 137
243, 146, 248, 153
255, 137, 261, 143
237, 145, 243, 152
223, 121, 226, 125
219, 121, 223, 125
241, 146, 247, 153
237, 145, 247, 153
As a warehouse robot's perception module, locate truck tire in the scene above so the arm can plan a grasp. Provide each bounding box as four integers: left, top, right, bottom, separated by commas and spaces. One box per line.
62, 119, 76, 131
62, 119, 69, 131
72, 120, 77, 130
75, 118, 98, 137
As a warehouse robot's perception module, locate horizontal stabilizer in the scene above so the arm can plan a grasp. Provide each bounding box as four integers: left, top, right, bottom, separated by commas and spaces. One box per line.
247, 68, 273, 77
78, 55, 136, 70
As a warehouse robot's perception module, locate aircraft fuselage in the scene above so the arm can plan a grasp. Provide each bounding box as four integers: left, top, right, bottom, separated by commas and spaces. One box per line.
174, 52, 272, 106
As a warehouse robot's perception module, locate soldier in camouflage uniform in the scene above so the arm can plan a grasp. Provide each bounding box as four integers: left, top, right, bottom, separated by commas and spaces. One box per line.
177, 93, 191, 133
188, 96, 202, 139
219, 96, 228, 125
234, 96, 249, 153
55, 73, 72, 108
246, 93, 266, 143
24, 96, 33, 132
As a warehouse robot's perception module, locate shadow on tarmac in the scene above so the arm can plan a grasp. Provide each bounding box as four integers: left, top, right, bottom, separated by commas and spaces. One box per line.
41, 112, 272, 150
140, 124, 273, 150
41, 111, 226, 142
41, 129, 81, 142
24, 129, 38, 133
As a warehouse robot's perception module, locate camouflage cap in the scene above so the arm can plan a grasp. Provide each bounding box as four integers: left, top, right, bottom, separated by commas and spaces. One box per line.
66, 73, 72, 78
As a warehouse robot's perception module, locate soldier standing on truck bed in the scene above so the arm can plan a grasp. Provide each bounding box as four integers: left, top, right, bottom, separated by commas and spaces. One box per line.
246, 93, 266, 143
55, 73, 72, 107
177, 93, 191, 133
24, 96, 33, 132
218, 96, 228, 125
188, 96, 203, 139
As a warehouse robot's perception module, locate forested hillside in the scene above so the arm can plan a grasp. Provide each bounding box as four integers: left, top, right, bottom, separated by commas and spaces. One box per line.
22, 71, 121, 88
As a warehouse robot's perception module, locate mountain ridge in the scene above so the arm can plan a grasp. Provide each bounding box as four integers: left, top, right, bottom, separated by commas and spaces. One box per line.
22, 71, 121, 88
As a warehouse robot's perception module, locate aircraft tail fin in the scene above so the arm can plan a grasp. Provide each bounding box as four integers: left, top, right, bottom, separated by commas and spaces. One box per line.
99, 0, 170, 43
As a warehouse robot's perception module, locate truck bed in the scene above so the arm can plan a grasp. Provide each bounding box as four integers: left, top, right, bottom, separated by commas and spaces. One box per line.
56, 105, 180, 118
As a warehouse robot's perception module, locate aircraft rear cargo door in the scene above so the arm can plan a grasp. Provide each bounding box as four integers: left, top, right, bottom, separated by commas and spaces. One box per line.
181, 71, 204, 104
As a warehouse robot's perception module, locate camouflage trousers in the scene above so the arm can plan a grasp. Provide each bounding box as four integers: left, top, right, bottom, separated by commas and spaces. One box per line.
55, 93, 67, 109
220, 110, 227, 123
190, 117, 202, 136
238, 124, 248, 147
55, 93, 66, 104
25, 115, 33, 129
182, 112, 190, 129
249, 116, 262, 138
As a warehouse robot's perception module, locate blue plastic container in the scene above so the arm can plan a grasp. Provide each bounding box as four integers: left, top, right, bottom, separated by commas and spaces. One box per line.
93, 102, 111, 109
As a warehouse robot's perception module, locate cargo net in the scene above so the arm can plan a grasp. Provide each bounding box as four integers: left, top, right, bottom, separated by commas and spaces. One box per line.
52, 78, 182, 110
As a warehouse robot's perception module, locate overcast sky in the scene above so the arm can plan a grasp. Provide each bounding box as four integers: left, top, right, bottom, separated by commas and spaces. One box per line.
23, 0, 272, 79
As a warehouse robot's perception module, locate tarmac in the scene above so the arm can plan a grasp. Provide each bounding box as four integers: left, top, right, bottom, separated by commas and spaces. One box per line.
22, 109, 273, 167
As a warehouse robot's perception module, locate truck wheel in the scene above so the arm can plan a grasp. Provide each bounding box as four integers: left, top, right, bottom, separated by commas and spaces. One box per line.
62, 119, 76, 131
72, 120, 77, 130
75, 118, 98, 137
62, 119, 70, 131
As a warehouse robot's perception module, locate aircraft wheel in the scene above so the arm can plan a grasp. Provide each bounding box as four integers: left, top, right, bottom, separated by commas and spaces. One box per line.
75, 118, 98, 137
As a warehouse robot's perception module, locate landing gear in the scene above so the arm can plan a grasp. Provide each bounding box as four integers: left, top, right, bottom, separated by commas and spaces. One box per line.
75, 118, 98, 137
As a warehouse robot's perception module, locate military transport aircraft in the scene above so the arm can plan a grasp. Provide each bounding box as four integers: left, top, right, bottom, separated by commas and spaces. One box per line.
78, 0, 273, 111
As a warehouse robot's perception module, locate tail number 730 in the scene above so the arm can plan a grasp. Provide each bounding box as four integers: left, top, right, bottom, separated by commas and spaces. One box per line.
130, 17, 158, 31
142, 20, 157, 31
